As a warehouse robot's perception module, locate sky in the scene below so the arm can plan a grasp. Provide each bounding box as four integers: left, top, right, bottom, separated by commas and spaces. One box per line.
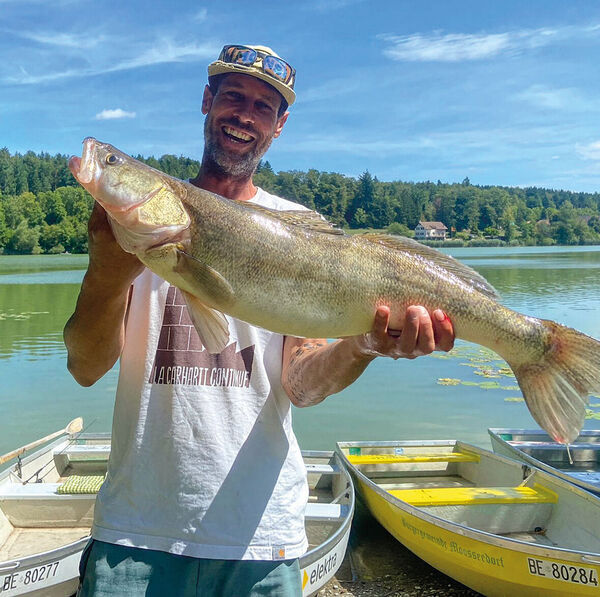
1, 0, 600, 192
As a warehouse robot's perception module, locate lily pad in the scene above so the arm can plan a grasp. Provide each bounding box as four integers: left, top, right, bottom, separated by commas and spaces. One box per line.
437, 378, 461, 386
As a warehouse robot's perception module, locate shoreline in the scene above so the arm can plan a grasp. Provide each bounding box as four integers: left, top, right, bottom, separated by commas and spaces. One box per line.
318, 500, 482, 597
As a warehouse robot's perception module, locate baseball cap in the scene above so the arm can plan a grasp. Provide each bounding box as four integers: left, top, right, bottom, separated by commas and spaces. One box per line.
208, 44, 296, 106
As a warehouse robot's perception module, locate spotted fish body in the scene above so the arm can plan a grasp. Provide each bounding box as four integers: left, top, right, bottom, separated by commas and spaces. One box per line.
69, 138, 600, 444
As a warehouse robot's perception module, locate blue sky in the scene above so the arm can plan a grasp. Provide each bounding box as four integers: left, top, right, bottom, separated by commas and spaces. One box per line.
1, 0, 600, 192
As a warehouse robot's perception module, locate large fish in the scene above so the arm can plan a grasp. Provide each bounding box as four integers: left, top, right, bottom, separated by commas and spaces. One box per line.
69, 137, 600, 444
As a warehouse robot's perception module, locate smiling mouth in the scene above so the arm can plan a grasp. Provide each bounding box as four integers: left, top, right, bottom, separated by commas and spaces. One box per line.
222, 125, 254, 144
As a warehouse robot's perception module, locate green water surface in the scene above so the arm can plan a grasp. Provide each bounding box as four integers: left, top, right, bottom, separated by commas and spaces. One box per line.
1, 247, 599, 456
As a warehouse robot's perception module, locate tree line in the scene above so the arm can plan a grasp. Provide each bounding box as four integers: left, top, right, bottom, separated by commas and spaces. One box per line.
0, 147, 599, 254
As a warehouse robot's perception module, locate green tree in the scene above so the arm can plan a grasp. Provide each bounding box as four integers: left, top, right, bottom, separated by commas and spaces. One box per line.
347, 171, 376, 228
40, 190, 67, 225
6, 220, 40, 254
386, 222, 412, 237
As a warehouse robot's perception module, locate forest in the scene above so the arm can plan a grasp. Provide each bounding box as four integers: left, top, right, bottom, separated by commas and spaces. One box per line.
1, 147, 599, 254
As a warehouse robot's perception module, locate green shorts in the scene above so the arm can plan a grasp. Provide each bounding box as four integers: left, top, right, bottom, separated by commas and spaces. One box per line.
77, 539, 302, 597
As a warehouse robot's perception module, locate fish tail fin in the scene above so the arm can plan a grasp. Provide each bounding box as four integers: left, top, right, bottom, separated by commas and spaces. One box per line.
508, 321, 600, 444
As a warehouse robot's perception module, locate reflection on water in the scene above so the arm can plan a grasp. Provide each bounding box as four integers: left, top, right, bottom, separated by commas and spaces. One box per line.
0, 255, 116, 456
1, 248, 600, 456
0, 254, 88, 274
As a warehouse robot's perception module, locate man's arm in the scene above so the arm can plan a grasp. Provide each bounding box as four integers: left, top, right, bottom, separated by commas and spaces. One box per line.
281, 305, 454, 407
63, 204, 145, 387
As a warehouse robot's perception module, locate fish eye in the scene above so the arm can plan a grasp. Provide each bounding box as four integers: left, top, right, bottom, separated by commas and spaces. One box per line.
105, 153, 118, 165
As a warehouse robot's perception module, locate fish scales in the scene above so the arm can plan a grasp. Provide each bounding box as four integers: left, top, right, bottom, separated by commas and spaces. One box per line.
69, 138, 600, 444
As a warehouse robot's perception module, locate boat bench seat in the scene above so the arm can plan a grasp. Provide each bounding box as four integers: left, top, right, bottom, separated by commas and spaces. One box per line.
0, 483, 64, 498
347, 451, 480, 465
58, 444, 111, 459
305, 463, 340, 475
0, 475, 104, 499
389, 483, 558, 507
53, 444, 110, 474
0, 482, 96, 527
305, 502, 350, 522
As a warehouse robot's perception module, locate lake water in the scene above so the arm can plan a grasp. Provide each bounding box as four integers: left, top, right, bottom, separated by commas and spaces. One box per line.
1, 246, 600, 457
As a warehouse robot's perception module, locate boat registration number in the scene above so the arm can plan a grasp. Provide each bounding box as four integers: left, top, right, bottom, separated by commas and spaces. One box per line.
527, 557, 599, 586
1, 560, 60, 593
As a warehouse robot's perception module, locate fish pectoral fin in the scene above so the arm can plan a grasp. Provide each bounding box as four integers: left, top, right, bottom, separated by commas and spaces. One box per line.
182, 291, 230, 354
174, 247, 235, 307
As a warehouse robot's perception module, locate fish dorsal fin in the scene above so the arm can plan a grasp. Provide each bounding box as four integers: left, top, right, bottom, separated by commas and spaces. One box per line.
241, 202, 345, 235
359, 233, 499, 299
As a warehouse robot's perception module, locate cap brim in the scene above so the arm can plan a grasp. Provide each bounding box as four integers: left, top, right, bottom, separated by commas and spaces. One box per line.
208, 62, 295, 106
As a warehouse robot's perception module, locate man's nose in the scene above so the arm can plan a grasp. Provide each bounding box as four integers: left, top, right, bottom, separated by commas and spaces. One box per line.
233, 100, 255, 124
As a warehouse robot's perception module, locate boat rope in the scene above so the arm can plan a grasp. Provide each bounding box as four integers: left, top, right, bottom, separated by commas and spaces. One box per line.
566, 443, 573, 465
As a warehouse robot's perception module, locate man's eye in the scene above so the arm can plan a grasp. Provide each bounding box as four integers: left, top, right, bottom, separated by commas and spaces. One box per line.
257, 102, 273, 112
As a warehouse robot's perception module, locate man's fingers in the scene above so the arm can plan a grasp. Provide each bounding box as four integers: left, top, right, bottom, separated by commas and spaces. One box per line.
415, 307, 437, 355
433, 309, 455, 352
398, 306, 421, 355
373, 306, 390, 335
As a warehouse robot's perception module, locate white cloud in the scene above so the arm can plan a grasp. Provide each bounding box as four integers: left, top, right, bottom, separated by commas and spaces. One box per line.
95, 108, 136, 120
576, 141, 600, 160
380, 26, 569, 62
115, 38, 216, 71
193, 8, 208, 22
305, 0, 366, 12
513, 85, 588, 110
279, 123, 578, 160
2, 38, 219, 85
14, 31, 103, 49
301, 77, 362, 103
0, 0, 79, 3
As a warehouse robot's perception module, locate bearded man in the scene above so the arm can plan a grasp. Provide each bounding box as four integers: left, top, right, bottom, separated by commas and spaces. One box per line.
65, 44, 454, 597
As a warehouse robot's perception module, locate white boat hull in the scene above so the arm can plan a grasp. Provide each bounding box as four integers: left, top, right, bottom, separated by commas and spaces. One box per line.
0, 434, 354, 597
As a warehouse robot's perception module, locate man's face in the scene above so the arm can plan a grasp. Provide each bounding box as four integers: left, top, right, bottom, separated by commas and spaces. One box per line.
202, 73, 288, 179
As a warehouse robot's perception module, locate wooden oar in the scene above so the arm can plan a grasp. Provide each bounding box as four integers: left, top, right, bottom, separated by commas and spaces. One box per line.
0, 417, 83, 466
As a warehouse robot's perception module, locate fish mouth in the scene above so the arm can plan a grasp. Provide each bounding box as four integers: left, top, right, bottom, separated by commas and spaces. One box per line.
222, 125, 255, 144
69, 137, 97, 185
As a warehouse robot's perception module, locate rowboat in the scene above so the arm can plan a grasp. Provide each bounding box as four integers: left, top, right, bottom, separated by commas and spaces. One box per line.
0, 419, 354, 597
336, 439, 600, 597
489, 428, 600, 495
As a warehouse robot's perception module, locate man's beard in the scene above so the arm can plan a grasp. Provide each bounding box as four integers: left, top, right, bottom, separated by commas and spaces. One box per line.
203, 116, 273, 180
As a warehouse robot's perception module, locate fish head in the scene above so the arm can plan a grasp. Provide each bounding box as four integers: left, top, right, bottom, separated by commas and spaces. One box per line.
69, 137, 164, 213
69, 138, 190, 252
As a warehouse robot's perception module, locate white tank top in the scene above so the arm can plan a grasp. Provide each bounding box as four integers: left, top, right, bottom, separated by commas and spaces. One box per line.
92, 188, 309, 560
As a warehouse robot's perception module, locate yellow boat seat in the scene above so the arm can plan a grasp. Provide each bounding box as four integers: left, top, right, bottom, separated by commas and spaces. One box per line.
347, 451, 480, 465
389, 483, 558, 507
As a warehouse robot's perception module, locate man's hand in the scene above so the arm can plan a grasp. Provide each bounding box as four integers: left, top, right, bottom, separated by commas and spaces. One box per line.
87, 203, 145, 286
281, 305, 454, 407
353, 305, 454, 359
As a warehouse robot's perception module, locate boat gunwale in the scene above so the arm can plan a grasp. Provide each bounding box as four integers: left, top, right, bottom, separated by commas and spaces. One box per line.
488, 428, 600, 495
336, 439, 600, 562
299, 450, 355, 568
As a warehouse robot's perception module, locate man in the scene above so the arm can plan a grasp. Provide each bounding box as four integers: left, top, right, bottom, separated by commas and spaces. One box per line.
64, 44, 454, 596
